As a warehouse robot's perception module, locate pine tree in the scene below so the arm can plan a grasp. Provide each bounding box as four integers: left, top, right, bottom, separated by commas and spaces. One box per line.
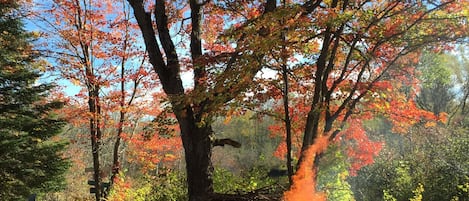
0, 1, 70, 199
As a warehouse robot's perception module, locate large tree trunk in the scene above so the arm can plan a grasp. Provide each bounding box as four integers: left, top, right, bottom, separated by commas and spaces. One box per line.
178, 116, 214, 200
184, 133, 213, 201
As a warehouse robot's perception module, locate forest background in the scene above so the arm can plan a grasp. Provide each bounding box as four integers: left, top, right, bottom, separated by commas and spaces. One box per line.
1, 0, 468, 201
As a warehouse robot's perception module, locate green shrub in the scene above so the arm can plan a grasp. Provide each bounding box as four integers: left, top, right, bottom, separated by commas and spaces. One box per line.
146, 171, 187, 201
214, 166, 284, 194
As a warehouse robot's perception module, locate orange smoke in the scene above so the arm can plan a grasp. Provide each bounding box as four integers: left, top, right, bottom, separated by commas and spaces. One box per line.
283, 135, 329, 201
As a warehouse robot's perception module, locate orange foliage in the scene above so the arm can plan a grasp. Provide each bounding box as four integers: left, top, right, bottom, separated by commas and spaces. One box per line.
338, 119, 383, 175
283, 135, 329, 201
269, 101, 311, 159
370, 88, 438, 134
107, 174, 133, 201
437, 112, 448, 124
127, 133, 182, 172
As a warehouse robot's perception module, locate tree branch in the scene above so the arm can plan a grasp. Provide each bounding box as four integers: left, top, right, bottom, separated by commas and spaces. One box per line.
213, 138, 241, 148
127, 0, 182, 95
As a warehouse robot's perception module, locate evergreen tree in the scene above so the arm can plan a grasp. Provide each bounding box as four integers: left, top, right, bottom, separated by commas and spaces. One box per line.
0, 1, 69, 200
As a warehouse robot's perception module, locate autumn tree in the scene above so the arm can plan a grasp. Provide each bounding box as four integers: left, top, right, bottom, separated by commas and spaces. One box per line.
0, 0, 69, 199
126, 0, 283, 200
289, 1, 466, 199
282, 0, 466, 162
31, 0, 154, 200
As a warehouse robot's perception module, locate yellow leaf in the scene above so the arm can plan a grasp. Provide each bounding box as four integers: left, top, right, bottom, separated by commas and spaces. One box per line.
424, 121, 436, 128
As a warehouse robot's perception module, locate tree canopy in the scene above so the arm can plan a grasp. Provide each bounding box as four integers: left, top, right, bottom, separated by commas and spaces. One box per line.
19, 0, 469, 200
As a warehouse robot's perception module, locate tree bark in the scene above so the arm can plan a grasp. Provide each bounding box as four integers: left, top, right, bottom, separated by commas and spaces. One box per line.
88, 87, 102, 201
178, 114, 214, 200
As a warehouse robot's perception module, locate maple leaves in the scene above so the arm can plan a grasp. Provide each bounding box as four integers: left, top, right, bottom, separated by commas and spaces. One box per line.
339, 119, 383, 176
127, 133, 182, 172
268, 100, 310, 159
